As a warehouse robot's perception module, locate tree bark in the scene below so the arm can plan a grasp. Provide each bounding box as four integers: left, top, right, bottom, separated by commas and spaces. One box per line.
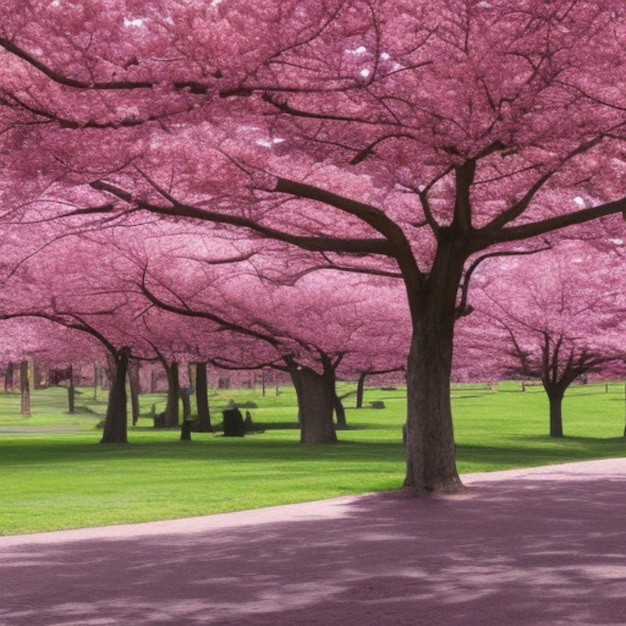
128, 360, 141, 426
334, 392, 347, 429
180, 386, 191, 420
356, 372, 366, 408
404, 330, 461, 493
164, 361, 180, 427
195, 362, 212, 432
101, 347, 130, 443
288, 360, 337, 444
67, 364, 75, 414
20, 360, 31, 416
545, 386, 565, 438
5, 362, 14, 392
93, 363, 99, 401
403, 241, 464, 494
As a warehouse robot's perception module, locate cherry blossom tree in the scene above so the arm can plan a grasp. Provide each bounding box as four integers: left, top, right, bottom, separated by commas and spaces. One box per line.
138, 247, 406, 443
2, 1, 626, 491
0, 227, 161, 443
468, 242, 626, 436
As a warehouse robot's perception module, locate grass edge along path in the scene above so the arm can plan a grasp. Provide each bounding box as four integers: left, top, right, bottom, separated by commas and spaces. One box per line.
0, 381, 625, 535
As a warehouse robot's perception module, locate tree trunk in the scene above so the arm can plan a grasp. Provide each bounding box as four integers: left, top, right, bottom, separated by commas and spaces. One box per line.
403, 242, 464, 494
20, 360, 31, 416
180, 387, 191, 420
334, 392, 347, 429
289, 360, 337, 444
34, 362, 48, 390
67, 364, 75, 414
356, 372, 366, 408
101, 347, 130, 444
5, 361, 14, 392
93, 363, 99, 401
164, 361, 180, 427
545, 386, 565, 438
128, 360, 141, 426
404, 329, 461, 493
195, 362, 212, 432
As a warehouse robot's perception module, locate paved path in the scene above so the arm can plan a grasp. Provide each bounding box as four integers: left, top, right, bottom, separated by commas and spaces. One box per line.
2, 458, 626, 625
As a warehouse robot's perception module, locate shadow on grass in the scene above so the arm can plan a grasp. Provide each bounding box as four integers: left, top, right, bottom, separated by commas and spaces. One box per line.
457, 437, 626, 472
0, 435, 406, 468
3, 470, 626, 625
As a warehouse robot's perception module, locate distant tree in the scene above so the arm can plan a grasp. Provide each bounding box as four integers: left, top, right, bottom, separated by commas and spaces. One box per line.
0, 233, 158, 442
469, 243, 626, 437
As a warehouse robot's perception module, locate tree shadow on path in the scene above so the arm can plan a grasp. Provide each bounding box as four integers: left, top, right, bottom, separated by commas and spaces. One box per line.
2, 460, 626, 625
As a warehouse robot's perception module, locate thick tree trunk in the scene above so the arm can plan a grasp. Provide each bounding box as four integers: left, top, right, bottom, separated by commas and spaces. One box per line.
545, 386, 565, 438
101, 347, 130, 444
356, 372, 366, 408
404, 329, 461, 493
289, 361, 337, 444
20, 360, 31, 416
195, 362, 212, 432
128, 360, 141, 426
67, 364, 75, 414
403, 241, 464, 494
334, 392, 347, 429
164, 361, 180, 427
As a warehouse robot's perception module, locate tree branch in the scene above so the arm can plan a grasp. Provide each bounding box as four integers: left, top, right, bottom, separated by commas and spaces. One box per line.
90, 179, 394, 256
496, 197, 626, 243
456, 244, 552, 318
274, 177, 424, 290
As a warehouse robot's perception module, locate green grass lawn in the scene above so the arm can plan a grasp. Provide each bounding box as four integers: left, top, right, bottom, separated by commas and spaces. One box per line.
0, 380, 624, 535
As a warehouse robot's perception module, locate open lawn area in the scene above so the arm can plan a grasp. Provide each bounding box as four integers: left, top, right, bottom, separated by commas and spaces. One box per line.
0, 381, 625, 535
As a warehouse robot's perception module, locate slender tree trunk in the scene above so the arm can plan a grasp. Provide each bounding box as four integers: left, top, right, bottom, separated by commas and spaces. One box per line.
101, 347, 130, 444
356, 372, 366, 408
187, 362, 195, 393
67, 364, 75, 414
164, 361, 180, 427
289, 360, 337, 444
195, 362, 212, 432
5, 361, 14, 392
623, 384, 626, 438
35, 362, 48, 390
180, 387, 191, 420
128, 360, 141, 426
334, 392, 347, 429
93, 363, 99, 401
20, 360, 31, 416
545, 386, 565, 438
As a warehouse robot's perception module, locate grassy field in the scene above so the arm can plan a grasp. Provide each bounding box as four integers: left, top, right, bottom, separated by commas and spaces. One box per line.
0, 380, 624, 535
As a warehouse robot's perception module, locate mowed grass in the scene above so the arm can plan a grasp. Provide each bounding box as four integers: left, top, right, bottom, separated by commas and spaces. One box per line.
0, 380, 624, 535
